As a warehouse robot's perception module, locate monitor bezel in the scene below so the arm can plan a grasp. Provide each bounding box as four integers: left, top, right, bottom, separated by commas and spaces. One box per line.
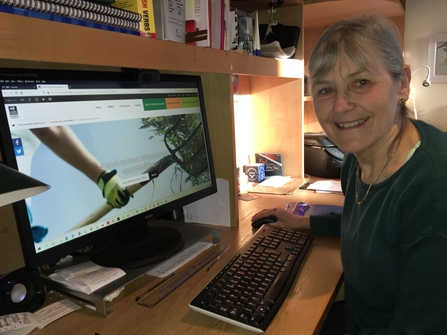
0, 67, 218, 269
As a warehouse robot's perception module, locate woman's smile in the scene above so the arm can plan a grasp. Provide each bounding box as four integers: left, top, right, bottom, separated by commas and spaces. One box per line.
336, 117, 369, 129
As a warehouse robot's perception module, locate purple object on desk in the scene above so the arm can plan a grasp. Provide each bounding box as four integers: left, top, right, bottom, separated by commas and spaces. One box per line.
286, 202, 343, 216
285, 202, 310, 216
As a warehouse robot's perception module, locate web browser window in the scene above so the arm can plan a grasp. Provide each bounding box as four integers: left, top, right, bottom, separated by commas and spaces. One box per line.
0, 76, 213, 253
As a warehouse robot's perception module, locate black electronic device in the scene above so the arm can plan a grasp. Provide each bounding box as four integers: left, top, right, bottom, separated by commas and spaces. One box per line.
0, 267, 45, 315
304, 132, 344, 178
0, 67, 217, 270
251, 215, 278, 229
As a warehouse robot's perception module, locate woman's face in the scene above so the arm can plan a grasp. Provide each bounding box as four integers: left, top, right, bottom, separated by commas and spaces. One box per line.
311, 55, 408, 156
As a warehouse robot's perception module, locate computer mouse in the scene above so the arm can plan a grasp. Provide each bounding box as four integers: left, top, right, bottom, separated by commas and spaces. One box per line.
251, 215, 278, 229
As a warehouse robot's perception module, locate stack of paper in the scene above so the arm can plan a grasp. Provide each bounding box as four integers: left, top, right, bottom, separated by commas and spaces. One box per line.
260, 41, 296, 59
307, 180, 343, 194
48, 261, 125, 295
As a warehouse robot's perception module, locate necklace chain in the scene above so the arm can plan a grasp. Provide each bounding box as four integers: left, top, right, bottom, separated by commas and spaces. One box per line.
355, 134, 403, 205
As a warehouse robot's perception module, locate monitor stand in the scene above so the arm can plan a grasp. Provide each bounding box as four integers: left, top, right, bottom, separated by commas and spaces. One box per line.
90, 225, 186, 269
40, 220, 220, 316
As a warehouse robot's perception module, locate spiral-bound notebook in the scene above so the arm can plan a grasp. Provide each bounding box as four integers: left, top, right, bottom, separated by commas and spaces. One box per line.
0, 0, 141, 31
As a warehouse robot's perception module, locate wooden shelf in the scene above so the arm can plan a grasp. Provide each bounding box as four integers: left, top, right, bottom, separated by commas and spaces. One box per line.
231, 0, 303, 14
231, 53, 304, 78
232, 0, 403, 27
303, 0, 404, 28
0, 12, 303, 79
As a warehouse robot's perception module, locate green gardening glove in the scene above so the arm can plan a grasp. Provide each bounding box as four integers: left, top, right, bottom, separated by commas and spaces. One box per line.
97, 170, 130, 208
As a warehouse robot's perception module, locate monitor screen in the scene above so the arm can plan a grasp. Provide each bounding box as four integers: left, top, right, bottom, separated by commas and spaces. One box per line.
0, 68, 217, 269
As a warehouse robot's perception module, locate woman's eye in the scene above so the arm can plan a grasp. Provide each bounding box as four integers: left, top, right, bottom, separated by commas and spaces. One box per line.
319, 88, 332, 95
355, 79, 369, 87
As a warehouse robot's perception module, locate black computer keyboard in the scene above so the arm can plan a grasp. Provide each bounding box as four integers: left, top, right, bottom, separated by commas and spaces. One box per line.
189, 225, 314, 333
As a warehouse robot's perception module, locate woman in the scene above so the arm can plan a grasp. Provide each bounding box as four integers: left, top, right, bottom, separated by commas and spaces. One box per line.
252, 14, 447, 334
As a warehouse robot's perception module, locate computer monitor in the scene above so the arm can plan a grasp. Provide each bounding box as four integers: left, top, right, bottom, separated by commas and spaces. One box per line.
0, 67, 217, 269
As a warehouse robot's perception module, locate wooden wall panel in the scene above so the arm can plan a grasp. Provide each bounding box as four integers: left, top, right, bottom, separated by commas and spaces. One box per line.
249, 77, 304, 177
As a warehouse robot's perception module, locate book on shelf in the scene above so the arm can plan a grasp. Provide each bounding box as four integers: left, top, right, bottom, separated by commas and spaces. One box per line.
185, 0, 209, 47
225, 7, 237, 51
0, 3, 141, 35
152, 0, 186, 43
185, 0, 197, 45
208, 0, 236, 51
209, 0, 224, 50
0, 0, 140, 30
111, 0, 156, 37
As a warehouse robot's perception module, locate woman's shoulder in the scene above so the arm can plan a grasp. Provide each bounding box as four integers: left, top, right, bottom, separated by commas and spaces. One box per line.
403, 120, 447, 209
411, 119, 447, 168
412, 119, 447, 147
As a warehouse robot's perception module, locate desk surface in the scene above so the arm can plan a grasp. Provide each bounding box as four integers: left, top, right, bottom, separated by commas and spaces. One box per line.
32, 189, 344, 335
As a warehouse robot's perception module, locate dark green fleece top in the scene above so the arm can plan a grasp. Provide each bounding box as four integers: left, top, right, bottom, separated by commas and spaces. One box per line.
310, 120, 447, 334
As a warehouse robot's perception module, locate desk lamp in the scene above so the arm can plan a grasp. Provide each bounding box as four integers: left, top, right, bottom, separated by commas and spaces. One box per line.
0, 162, 50, 206
411, 65, 431, 87
410, 65, 432, 120
0, 162, 50, 315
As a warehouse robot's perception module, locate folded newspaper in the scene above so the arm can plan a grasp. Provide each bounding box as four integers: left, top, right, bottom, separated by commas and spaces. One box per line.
260, 41, 296, 59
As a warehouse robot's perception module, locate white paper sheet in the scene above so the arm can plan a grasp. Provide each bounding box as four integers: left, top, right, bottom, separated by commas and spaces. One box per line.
147, 241, 213, 278
307, 180, 342, 194
256, 176, 291, 187
0, 313, 40, 335
34, 299, 80, 329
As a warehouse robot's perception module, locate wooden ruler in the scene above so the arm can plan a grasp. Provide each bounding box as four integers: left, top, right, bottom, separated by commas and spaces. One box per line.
136, 243, 228, 308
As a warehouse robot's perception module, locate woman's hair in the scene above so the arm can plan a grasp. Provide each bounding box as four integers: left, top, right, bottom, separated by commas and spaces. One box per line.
308, 14, 410, 130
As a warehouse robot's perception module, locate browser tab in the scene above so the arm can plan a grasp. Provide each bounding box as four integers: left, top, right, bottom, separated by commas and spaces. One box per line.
36, 84, 69, 89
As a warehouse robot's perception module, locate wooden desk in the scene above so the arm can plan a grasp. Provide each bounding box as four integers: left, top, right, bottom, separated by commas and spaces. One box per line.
31, 190, 344, 335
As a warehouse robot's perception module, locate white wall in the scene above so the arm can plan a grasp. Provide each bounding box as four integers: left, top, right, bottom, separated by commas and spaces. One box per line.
404, 0, 447, 130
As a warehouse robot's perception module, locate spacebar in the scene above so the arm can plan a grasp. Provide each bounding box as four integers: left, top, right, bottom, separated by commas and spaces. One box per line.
264, 272, 289, 303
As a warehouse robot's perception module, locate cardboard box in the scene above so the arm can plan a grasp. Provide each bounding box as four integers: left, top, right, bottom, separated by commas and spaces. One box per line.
255, 153, 283, 177
245, 163, 265, 182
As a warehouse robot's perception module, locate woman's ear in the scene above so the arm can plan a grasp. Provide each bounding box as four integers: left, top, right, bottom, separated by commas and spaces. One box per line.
399, 65, 411, 100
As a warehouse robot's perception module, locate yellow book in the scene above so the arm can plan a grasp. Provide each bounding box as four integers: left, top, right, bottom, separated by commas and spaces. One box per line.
112, 0, 156, 37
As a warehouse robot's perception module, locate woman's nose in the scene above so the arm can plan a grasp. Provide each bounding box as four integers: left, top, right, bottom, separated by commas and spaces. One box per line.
334, 91, 354, 113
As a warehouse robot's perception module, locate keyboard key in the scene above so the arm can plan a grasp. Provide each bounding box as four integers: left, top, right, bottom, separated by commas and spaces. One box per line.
249, 313, 265, 327
217, 304, 231, 316
264, 272, 289, 303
